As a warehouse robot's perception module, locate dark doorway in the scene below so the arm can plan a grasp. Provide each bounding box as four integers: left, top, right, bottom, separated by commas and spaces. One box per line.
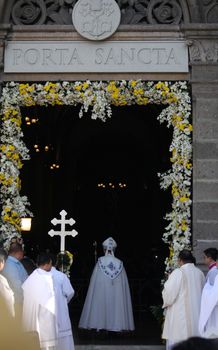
20, 103, 172, 344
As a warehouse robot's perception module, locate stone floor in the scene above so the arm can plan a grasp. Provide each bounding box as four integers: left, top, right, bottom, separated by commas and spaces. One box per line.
71, 309, 164, 348
75, 346, 165, 350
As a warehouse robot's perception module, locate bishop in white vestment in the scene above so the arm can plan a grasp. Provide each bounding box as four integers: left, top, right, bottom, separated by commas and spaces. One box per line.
79, 237, 135, 332
199, 273, 218, 338
51, 266, 75, 350
162, 250, 205, 349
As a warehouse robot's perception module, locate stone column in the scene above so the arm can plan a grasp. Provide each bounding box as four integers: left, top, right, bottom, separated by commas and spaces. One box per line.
187, 28, 218, 269
0, 25, 11, 84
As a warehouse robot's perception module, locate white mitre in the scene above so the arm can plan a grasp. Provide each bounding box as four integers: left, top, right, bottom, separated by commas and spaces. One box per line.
102, 237, 117, 255
99, 237, 122, 279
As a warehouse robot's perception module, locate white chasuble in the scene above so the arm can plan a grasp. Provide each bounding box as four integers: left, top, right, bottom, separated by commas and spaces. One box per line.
79, 255, 134, 332
162, 263, 205, 344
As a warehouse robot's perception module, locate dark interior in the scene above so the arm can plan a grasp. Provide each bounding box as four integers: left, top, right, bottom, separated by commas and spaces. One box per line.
20, 103, 172, 344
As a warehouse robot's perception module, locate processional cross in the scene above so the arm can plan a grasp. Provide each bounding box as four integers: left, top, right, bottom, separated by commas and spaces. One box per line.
48, 210, 78, 252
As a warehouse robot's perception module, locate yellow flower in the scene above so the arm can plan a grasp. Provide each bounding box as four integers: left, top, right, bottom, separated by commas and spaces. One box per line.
28, 86, 35, 92
3, 214, 10, 221
130, 80, 137, 88
82, 82, 89, 89
44, 82, 58, 92
163, 86, 169, 93
181, 224, 188, 231
179, 196, 188, 202
169, 246, 174, 258
155, 82, 163, 89
4, 207, 11, 213
172, 185, 179, 197
75, 84, 82, 91
187, 124, 193, 132
133, 88, 143, 96
13, 154, 19, 160
186, 162, 192, 169
175, 123, 185, 131
167, 93, 178, 104
0, 145, 6, 152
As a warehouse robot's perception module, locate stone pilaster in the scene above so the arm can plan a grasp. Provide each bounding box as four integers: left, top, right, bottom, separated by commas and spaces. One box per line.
0, 24, 11, 83
184, 25, 218, 268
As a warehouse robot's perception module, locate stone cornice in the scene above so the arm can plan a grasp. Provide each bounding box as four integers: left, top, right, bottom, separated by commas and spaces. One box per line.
1, 23, 218, 38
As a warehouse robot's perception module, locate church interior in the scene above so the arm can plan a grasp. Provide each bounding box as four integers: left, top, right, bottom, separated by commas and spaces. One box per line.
20, 102, 172, 344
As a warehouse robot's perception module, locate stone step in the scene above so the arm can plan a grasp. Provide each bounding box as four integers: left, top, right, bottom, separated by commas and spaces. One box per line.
75, 346, 165, 350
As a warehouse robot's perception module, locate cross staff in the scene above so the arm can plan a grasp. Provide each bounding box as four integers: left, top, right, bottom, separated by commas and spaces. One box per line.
48, 210, 78, 252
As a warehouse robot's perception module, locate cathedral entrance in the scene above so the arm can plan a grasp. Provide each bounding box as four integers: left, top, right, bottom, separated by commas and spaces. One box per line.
20, 103, 172, 344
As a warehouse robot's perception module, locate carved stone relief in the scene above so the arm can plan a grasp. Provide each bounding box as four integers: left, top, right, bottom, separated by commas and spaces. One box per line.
189, 40, 218, 63
72, 0, 121, 40
11, 0, 77, 25
10, 0, 185, 25
202, 0, 218, 23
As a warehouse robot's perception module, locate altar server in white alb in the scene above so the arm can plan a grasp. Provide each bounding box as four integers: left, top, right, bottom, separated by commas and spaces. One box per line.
79, 237, 135, 332
22, 253, 57, 350
199, 259, 218, 338
162, 249, 205, 350
51, 264, 75, 350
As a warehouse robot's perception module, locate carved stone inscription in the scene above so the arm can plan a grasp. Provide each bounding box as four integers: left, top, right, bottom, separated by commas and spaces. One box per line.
4, 41, 188, 73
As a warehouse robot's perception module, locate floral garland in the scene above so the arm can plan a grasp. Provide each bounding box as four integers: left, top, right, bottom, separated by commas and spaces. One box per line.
0, 80, 192, 270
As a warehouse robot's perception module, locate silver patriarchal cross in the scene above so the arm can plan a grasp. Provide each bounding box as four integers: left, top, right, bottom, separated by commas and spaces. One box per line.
48, 210, 78, 252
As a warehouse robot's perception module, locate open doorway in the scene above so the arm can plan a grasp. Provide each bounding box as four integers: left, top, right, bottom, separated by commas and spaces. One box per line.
20, 103, 172, 344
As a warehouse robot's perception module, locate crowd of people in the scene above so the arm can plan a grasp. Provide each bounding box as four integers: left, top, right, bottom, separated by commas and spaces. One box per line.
0, 242, 75, 350
0, 238, 218, 350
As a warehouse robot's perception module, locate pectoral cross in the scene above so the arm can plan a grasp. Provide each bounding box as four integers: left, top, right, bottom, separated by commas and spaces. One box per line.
48, 210, 78, 252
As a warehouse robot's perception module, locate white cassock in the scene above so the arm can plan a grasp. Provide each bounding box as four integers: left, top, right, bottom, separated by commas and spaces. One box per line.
79, 255, 135, 332
162, 263, 205, 348
51, 267, 75, 350
0, 274, 15, 317
206, 265, 218, 285
22, 268, 57, 350
199, 274, 218, 338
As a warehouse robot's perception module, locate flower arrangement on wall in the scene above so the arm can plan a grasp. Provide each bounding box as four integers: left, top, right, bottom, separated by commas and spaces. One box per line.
0, 80, 192, 270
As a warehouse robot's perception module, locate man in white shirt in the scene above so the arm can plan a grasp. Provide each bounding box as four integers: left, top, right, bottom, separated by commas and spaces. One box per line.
2, 242, 28, 319
162, 249, 205, 350
79, 237, 134, 332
